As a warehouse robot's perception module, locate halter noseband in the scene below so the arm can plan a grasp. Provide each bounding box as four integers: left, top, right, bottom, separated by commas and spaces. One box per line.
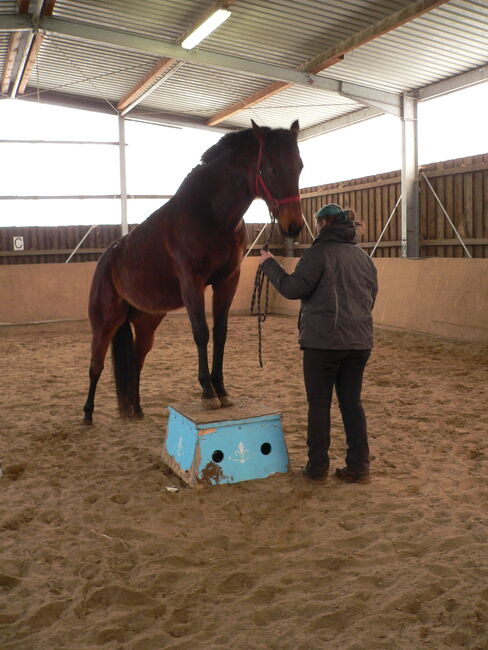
255, 141, 301, 211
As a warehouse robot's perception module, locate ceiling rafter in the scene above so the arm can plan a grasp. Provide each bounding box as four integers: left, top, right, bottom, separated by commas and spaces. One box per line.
18, 31, 44, 94
1, 0, 29, 95
9, 0, 56, 98
1, 31, 22, 94
117, 0, 240, 116
117, 57, 178, 112
207, 0, 451, 126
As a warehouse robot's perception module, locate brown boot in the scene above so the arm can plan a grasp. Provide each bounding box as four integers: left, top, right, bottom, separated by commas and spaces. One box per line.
335, 467, 370, 484
300, 466, 327, 483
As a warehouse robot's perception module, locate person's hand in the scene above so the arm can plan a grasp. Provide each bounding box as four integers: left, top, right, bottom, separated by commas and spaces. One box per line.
259, 248, 274, 265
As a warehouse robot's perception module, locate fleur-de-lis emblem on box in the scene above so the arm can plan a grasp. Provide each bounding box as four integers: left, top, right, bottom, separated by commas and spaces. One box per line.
233, 441, 248, 464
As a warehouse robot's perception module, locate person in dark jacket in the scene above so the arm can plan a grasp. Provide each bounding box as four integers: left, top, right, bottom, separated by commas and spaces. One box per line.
259, 203, 378, 483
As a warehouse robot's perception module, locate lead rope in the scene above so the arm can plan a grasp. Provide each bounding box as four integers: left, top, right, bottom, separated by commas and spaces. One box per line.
250, 215, 276, 367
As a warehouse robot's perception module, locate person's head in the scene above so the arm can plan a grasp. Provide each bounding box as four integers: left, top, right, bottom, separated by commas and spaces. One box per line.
314, 203, 356, 234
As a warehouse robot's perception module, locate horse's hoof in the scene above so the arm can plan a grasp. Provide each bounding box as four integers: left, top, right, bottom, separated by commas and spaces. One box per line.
218, 395, 233, 407
119, 405, 144, 420
83, 418, 93, 426
201, 397, 221, 410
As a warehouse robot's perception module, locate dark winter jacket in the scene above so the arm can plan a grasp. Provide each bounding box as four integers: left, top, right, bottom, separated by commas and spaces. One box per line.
261, 222, 378, 350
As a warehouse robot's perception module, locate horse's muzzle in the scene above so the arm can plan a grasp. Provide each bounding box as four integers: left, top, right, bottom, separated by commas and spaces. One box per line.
286, 219, 304, 239
276, 203, 304, 239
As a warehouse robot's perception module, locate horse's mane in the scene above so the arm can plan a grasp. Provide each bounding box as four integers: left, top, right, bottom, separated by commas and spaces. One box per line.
180, 125, 284, 187
201, 127, 267, 164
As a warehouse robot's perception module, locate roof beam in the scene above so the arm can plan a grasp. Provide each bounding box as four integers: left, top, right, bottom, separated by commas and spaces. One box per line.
38, 16, 400, 112
207, 0, 451, 125
1, 2, 30, 95
18, 31, 44, 94
298, 107, 384, 141
338, 81, 400, 117
20, 88, 235, 132
1, 31, 22, 94
0, 14, 32, 32
117, 0, 240, 116
9, 1, 55, 98
417, 64, 488, 101
117, 57, 177, 112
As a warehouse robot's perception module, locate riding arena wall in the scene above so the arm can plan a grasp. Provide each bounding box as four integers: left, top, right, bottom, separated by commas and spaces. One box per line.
1, 256, 487, 343
1, 152, 487, 340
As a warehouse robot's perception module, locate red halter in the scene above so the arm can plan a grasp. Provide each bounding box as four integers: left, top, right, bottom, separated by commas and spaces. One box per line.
255, 141, 301, 211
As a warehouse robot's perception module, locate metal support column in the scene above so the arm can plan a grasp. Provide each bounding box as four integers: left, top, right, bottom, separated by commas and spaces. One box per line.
285, 237, 294, 257
400, 93, 419, 257
118, 115, 128, 236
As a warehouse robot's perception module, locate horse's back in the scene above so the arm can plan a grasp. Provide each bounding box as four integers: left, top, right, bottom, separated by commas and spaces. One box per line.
92, 200, 245, 315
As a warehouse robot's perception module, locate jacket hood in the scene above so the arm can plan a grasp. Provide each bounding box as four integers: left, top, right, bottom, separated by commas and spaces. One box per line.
313, 221, 357, 245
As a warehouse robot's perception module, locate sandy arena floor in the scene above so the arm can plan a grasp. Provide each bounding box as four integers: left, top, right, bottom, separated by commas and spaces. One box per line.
1, 315, 488, 649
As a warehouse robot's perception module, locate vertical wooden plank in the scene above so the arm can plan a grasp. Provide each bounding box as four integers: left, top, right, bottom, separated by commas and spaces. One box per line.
387, 184, 395, 254
483, 170, 488, 259
359, 189, 367, 244
356, 190, 362, 233
428, 176, 437, 240
444, 174, 454, 257
454, 172, 463, 248
29, 226, 36, 259
419, 174, 427, 242
348, 190, 355, 215
374, 185, 382, 256
464, 171, 474, 244
472, 171, 483, 239
368, 187, 375, 253
435, 176, 445, 257
380, 185, 388, 247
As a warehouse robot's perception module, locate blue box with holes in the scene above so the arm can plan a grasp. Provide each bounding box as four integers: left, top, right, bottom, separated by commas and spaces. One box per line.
163, 398, 289, 487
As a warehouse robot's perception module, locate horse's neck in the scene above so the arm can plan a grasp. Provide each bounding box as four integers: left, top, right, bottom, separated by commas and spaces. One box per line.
179, 157, 255, 231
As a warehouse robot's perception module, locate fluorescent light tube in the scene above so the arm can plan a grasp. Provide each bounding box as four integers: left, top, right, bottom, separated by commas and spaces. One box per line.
181, 8, 231, 50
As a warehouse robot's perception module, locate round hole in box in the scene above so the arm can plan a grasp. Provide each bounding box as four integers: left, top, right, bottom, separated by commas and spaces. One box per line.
261, 443, 272, 455
212, 450, 224, 463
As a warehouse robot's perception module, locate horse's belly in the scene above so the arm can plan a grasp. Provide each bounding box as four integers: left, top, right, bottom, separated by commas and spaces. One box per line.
114, 264, 184, 314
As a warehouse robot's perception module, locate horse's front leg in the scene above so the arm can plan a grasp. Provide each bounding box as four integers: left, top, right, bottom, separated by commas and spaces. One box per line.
181, 278, 220, 410
211, 269, 240, 407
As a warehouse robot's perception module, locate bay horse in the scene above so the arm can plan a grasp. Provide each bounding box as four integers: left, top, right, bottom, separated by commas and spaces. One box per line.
83, 120, 304, 424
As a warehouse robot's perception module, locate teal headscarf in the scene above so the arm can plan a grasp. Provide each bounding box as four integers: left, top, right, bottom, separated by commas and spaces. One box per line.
315, 203, 351, 224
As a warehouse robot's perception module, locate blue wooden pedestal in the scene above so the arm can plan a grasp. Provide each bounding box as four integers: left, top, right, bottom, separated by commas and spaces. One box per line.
162, 398, 289, 488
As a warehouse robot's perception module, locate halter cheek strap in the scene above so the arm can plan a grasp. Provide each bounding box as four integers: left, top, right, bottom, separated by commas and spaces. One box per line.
255, 141, 301, 210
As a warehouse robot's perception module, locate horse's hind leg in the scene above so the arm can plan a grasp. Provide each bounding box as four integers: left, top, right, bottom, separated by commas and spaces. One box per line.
83, 265, 128, 424
84, 316, 127, 424
211, 269, 241, 407
129, 310, 166, 418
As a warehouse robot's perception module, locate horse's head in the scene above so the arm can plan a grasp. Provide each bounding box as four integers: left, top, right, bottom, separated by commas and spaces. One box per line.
251, 120, 305, 238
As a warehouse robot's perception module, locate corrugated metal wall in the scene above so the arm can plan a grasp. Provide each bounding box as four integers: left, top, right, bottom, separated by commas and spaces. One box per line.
1, 153, 487, 263
0, 224, 135, 264
0, 222, 267, 264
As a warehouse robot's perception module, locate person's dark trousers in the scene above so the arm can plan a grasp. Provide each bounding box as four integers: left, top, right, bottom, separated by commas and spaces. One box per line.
302, 348, 371, 477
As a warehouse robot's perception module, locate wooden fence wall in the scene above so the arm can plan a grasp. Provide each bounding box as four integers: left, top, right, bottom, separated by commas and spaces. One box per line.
1, 153, 487, 264
296, 152, 488, 258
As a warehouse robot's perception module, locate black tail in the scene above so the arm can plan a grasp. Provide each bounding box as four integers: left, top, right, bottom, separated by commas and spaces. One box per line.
111, 320, 138, 418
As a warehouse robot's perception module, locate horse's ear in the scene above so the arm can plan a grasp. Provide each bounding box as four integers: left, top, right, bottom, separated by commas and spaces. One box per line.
251, 119, 264, 143
290, 120, 299, 136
